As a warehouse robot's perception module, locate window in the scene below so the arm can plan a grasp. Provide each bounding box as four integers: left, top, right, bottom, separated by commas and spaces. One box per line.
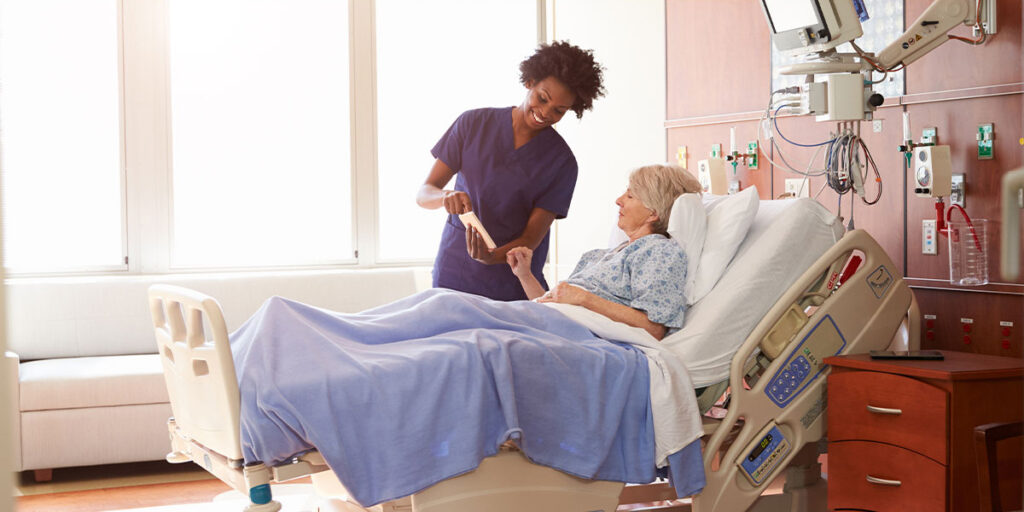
0, 0, 123, 272
168, 0, 352, 268
0, 2, 548, 274
374, 0, 538, 261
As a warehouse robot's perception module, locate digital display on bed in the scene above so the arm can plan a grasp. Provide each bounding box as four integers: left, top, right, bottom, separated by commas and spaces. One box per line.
739, 423, 790, 485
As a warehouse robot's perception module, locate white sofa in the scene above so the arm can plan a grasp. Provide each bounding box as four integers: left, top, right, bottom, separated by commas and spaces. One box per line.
4, 268, 431, 481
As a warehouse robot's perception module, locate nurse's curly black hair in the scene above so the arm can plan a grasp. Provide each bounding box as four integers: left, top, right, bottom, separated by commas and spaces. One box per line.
519, 41, 605, 119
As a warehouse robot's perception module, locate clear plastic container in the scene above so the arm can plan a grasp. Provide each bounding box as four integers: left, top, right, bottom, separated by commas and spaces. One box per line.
947, 219, 988, 286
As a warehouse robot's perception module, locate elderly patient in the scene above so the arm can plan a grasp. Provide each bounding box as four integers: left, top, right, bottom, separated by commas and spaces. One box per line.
232, 163, 705, 507
502, 163, 700, 340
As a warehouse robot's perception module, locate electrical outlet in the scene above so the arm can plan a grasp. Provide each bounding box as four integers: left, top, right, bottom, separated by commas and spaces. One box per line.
784, 178, 810, 198
922, 219, 937, 255
872, 119, 883, 133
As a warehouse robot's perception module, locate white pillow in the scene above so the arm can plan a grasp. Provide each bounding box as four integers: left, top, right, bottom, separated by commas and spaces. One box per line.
701, 193, 730, 213
666, 193, 707, 305
607, 210, 629, 248
689, 186, 759, 304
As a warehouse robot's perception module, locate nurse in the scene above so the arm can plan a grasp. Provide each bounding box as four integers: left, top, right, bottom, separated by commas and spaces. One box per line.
416, 40, 606, 301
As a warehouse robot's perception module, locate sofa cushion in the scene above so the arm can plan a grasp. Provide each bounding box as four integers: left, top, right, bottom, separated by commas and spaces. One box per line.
19, 403, 173, 470
19, 354, 167, 411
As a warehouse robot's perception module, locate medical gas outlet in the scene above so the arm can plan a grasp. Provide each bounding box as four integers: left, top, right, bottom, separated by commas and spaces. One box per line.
913, 145, 952, 198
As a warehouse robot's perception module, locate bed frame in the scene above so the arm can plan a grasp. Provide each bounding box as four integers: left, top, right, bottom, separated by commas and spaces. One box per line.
149, 229, 917, 512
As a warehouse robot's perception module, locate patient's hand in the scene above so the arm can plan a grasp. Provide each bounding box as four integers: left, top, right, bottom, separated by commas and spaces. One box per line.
506, 247, 533, 277
537, 282, 591, 306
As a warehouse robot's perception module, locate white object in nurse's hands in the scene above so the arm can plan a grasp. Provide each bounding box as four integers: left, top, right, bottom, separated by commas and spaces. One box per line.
459, 211, 497, 249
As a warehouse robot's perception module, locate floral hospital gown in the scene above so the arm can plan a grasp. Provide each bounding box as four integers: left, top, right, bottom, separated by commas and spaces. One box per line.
566, 234, 689, 331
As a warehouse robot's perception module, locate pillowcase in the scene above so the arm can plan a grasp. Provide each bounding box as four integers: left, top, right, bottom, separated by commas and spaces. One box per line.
666, 193, 707, 305
701, 193, 730, 213
689, 186, 759, 304
607, 210, 630, 248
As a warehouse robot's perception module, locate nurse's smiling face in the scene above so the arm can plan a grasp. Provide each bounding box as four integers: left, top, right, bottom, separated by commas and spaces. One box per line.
519, 76, 576, 131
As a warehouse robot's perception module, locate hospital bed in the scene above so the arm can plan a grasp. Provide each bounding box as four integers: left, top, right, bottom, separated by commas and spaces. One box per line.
148, 196, 918, 512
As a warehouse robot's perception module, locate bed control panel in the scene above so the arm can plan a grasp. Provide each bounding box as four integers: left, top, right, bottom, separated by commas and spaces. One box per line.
738, 422, 790, 486
765, 315, 846, 408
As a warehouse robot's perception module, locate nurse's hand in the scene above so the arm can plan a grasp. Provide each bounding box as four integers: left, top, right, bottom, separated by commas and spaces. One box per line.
466, 225, 501, 264
506, 247, 533, 278
536, 282, 591, 306
442, 190, 473, 215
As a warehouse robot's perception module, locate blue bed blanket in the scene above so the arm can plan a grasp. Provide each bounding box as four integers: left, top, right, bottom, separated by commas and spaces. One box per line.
231, 288, 703, 506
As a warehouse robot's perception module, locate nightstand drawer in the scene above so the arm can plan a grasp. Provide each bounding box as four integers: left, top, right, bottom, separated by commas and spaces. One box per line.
828, 440, 946, 511
829, 370, 948, 464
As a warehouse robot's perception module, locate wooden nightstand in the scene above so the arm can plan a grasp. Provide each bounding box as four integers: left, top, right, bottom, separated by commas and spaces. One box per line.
824, 351, 1024, 511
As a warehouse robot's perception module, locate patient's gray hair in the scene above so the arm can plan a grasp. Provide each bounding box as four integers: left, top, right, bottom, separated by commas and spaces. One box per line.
628, 163, 701, 235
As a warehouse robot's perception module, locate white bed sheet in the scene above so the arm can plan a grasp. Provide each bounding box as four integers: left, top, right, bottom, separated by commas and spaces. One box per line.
663, 198, 843, 387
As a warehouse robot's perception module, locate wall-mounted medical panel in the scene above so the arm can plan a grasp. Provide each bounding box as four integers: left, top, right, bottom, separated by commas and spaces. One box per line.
904, 95, 1024, 286
665, 121, 772, 198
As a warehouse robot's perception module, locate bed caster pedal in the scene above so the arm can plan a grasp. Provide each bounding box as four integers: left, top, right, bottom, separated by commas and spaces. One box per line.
166, 451, 190, 464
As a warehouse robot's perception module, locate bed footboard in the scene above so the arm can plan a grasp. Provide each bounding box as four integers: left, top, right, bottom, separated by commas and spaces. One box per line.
150, 285, 331, 511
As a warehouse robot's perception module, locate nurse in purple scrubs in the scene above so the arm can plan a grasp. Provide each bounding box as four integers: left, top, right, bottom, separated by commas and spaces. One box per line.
416, 41, 606, 301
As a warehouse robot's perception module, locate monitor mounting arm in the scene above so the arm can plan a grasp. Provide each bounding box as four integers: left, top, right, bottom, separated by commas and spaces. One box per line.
874, 0, 977, 70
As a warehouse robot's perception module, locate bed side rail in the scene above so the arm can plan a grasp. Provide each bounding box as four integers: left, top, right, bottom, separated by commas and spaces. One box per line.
148, 284, 244, 462
693, 229, 914, 511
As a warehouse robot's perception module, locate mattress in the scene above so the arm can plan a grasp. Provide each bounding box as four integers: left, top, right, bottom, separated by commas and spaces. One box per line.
662, 198, 843, 387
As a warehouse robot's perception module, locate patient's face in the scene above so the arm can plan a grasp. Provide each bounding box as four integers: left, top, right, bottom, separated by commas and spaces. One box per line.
615, 189, 655, 237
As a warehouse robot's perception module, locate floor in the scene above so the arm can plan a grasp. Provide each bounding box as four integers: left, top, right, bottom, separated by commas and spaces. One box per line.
13, 461, 232, 512
11, 456, 823, 512
14, 461, 217, 497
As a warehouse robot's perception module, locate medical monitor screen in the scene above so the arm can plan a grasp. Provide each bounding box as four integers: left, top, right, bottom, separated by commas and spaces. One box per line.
763, 0, 821, 34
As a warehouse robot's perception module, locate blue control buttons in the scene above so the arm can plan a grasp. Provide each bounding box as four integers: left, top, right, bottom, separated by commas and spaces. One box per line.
768, 355, 813, 404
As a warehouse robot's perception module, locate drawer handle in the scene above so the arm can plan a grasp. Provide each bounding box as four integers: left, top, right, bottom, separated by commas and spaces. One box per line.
866, 475, 902, 487
866, 405, 903, 415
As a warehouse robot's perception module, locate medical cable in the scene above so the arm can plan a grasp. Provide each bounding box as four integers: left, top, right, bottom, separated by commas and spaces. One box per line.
761, 89, 883, 207
773, 105, 834, 147
758, 95, 831, 176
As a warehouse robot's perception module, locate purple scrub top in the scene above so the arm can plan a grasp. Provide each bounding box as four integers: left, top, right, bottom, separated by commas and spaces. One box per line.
431, 106, 578, 301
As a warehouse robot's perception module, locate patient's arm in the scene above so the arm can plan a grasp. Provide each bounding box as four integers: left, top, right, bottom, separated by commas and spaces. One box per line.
538, 283, 667, 340
507, 247, 546, 300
